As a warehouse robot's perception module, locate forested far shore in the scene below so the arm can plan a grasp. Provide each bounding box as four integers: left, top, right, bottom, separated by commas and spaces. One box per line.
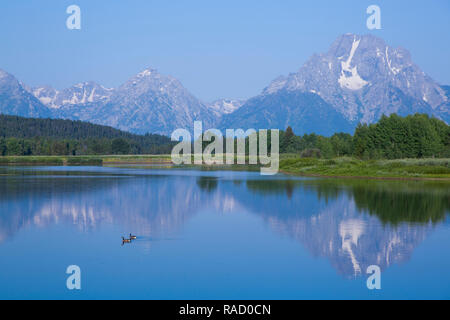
0, 113, 449, 159
0, 114, 175, 155
278, 113, 450, 159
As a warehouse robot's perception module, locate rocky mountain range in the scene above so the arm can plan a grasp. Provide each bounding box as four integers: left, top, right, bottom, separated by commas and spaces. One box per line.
220, 34, 449, 135
68, 68, 217, 135
0, 34, 448, 136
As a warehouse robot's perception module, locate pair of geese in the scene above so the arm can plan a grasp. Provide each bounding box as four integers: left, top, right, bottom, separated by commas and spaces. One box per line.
122, 234, 137, 244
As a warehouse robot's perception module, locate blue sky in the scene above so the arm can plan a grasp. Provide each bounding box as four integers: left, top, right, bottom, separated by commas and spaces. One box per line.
0, 0, 449, 101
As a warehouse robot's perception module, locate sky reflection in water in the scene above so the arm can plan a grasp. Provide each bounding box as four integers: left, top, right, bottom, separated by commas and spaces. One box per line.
0, 166, 449, 299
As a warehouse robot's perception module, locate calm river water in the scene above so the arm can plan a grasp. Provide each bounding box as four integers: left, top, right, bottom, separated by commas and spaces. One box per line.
0, 166, 449, 299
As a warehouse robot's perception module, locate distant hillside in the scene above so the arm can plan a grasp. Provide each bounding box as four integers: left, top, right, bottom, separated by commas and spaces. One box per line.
0, 115, 174, 155
0, 114, 163, 140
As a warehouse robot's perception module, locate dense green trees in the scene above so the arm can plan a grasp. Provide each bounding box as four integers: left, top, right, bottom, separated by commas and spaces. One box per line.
1, 113, 449, 159
279, 113, 449, 159
111, 138, 130, 154
0, 115, 174, 155
353, 114, 449, 159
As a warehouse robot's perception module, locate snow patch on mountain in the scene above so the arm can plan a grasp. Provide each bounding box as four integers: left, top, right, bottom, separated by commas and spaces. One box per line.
208, 99, 245, 116
338, 37, 369, 90
32, 82, 113, 109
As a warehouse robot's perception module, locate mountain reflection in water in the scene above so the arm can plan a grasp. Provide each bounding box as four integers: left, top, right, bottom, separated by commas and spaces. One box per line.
0, 166, 449, 278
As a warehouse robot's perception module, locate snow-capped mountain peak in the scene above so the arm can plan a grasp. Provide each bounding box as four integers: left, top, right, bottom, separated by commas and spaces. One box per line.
32, 81, 114, 109
136, 68, 157, 78
86, 68, 216, 135
261, 33, 448, 124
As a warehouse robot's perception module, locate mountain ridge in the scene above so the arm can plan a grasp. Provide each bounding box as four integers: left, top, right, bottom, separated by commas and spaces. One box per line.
0, 33, 448, 136
230, 34, 449, 134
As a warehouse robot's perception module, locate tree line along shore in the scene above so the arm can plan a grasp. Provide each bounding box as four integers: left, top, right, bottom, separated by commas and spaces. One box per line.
0, 113, 449, 180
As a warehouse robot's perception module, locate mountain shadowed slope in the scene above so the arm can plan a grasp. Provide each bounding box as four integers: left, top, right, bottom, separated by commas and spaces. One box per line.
220, 90, 353, 135
0, 69, 51, 118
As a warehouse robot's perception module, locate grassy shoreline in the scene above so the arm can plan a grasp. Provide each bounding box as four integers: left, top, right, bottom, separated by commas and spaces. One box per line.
1, 155, 450, 180
279, 157, 450, 180
0, 155, 172, 166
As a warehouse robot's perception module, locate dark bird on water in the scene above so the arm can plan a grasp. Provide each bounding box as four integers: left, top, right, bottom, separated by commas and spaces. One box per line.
122, 237, 131, 244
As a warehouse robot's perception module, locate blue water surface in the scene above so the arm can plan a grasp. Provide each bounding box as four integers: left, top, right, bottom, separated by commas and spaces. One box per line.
0, 166, 449, 300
